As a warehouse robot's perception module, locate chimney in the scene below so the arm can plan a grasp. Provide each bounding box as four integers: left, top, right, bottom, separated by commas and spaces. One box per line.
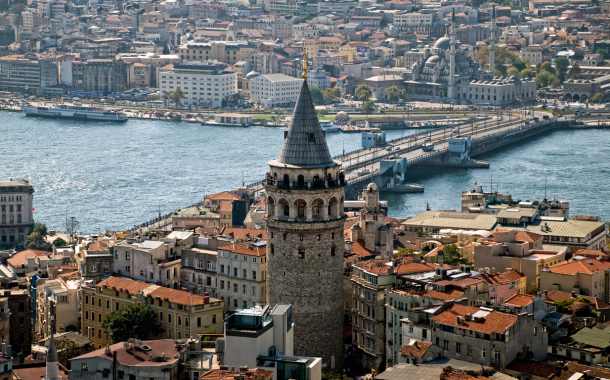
203, 296, 210, 304
231, 366, 236, 372
204, 292, 210, 297
240, 366, 249, 372
438, 251, 443, 265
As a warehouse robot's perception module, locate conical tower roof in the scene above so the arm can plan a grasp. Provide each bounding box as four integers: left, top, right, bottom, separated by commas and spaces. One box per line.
274, 81, 337, 168
47, 334, 58, 363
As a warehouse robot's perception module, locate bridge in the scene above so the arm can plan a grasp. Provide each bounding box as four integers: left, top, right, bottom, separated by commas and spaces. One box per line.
245, 112, 588, 200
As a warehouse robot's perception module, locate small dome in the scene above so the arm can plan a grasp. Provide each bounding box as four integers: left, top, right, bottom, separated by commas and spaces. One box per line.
434, 36, 451, 50
275, 38, 284, 44
367, 183, 378, 192
389, 25, 397, 31
426, 55, 442, 64
455, 54, 468, 63
245, 71, 261, 79
146, 52, 155, 57
228, 22, 238, 31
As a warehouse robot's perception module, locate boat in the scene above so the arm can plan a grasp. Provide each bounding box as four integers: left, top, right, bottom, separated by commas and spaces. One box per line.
319, 120, 341, 132
21, 103, 128, 122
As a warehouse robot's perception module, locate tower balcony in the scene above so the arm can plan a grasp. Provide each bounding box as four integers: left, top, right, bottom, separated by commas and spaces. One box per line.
265, 177, 345, 190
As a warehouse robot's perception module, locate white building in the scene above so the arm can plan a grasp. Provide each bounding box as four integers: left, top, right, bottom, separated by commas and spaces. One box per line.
158, 61, 237, 107
36, 278, 80, 340
113, 239, 181, 288
216, 242, 267, 311
0, 180, 35, 248
307, 68, 330, 90
250, 73, 302, 107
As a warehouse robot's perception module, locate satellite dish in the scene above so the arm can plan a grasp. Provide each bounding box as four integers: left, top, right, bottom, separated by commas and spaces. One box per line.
123, 342, 130, 349
136, 339, 143, 346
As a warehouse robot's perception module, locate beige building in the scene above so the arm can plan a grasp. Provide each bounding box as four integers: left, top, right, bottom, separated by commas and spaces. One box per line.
0, 180, 35, 248
540, 258, 610, 301
217, 242, 267, 311
36, 278, 80, 340
172, 205, 220, 230
520, 45, 543, 65
113, 239, 181, 288
81, 276, 224, 349
304, 37, 343, 59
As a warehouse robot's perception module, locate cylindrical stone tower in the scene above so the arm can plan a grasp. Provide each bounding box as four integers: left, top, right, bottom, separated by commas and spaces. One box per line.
264, 77, 346, 370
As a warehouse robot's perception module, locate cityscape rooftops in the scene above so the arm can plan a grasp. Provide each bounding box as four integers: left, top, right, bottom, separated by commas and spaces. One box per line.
431, 303, 518, 334
71, 339, 180, 366
546, 258, 610, 275
217, 242, 267, 256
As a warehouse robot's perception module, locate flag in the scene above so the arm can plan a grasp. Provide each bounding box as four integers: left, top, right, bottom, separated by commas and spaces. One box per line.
32, 208, 35, 211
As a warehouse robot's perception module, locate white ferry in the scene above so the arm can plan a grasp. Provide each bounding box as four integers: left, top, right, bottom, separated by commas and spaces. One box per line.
21, 103, 128, 122
319, 120, 340, 132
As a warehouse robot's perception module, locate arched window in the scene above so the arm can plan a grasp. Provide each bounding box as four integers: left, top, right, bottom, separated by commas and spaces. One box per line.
270, 245, 275, 255
298, 249, 305, 259
298, 175, 305, 187
284, 202, 289, 216
17, 214, 21, 223
283, 174, 289, 186
1, 215, 4, 224
273, 172, 277, 179
283, 233, 287, 240
298, 202, 305, 217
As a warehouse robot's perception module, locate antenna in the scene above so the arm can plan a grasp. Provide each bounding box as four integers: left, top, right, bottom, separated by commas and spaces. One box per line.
545, 175, 547, 199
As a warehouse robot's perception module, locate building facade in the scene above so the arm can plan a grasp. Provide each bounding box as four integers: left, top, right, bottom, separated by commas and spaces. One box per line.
0, 180, 35, 249
250, 73, 302, 107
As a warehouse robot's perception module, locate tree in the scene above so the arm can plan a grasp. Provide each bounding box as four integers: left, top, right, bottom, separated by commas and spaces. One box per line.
0, 0, 8, 12
355, 84, 372, 102
34, 222, 48, 237
536, 71, 555, 88
9, 3, 25, 14
26, 231, 45, 247
385, 86, 400, 103
507, 67, 520, 77
55, 338, 80, 367
322, 87, 336, 104
162, 44, 170, 55
322, 371, 352, 380
550, 78, 561, 88
568, 63, 582, 79
540, 62, 555, 75
221, 98, 227, 108
438, 244, 468, 266
203, 326, 218, 341
53, 237, 67, 247
102, 304, 163, 343
525, 282, 538, 295
592, 92, 605, 103
520, 69, 533, 78
596, 48, 610, 60
471, 46, 490, 70
309, 87, 324, 104
397, 248, 414, 257
162, 91, 171, 107
331, 87, 342, 98
362, 99, 375, 114
554, 56, 569, 82
169, 87, 185, 107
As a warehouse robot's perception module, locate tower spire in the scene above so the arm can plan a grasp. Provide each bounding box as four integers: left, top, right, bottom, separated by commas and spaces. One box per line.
46, 334, 61, 380
447, 9, 457, 99
302, 47, 307, 80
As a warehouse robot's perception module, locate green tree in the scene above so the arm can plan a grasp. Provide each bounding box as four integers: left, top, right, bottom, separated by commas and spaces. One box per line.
162, 91, 171, 107
596, 48, 610, 60
221, 98, 227, 108
540, 61, 555, 75
554, 56, 569, 82
438, 244, 468, 266
203, 326, 218, 341
550, 78, 561, 88
102, 304, 164, 343
385, 86, 400, 103
536, 71, 555, 88
507, 67, 520, 77
398, 89, 407, 100
331, 86, 342, 98
322, 371, 352, 380
322, 87, 336, 104
318, 109, 330, 115
52, 237, 67, 247
397, 248, 414, 257
34, 222, 48, 237
525, 283, 538, 295
355, 84, 372, 101
520, 69, 533, 78
568, 63, 582, 79
9, 3, 25, 14
169, 87, 185, 106
309, 87, 324, 104
26, 231, 45, 247
362, 99, 375, 114
0, 0, 8, 12
592, 92, 605, 103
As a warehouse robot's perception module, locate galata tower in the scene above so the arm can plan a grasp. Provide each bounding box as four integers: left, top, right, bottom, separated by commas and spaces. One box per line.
264, 53, 346, 369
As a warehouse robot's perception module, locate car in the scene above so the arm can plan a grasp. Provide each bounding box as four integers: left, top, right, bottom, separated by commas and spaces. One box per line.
424, 136, 431, 142
543, 115, 550, 120
357, 168, 370, 176
451, 128, 459, 134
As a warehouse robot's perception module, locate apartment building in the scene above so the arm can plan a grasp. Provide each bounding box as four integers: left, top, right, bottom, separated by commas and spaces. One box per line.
0, 297, 8, 351
217, 242, 267, 311
0, 180, 35, 249
81, 277, 224, 349
113, 239, 181, 288
158, 61, 237, 108
404, 302, 548, 368
74, 240, 114, 283
82, 59, 134, 92
351, 258, 438, 369
181, 246, 218, 297
5, 289, 31, 360
178, 42, 256, 65
36, 278, 80, 341
304, 37, 343, 59
540, 258, 610, 301
250, 73, 302, 107
520, 45, 543, 65
293, 23, 320, 38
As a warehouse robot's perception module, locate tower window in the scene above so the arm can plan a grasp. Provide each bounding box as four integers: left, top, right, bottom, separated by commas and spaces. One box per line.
300, 235, 304, 241
283, 233, 287, 240
332, 232, 335, 239
283, 174, 289, 186
317, 234, 321, 241
298, 249, 305, 259
270, 245, 275, 255
331, 246, 336, 256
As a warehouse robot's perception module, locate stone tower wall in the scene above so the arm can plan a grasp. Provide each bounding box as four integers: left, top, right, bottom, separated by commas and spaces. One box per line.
265, 184, 345, 369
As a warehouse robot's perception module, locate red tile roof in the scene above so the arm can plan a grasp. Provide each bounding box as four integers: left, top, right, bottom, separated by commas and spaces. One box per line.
505, 359, 559, 379
97, 277, 153, 295
423, 288, 465, 301
503, 293, 535, 307
477, 272, 511, 285
217, 242, 266, 257
548, 259, 610, 275
398, 340, 432, 358
441, 368, 490, 380
73, 339, 179, 366
220, 227, 266, 240
501, 270, 526, 281
432, 303, 518, 334
515, 231, 543, 244
200, 369, 274, 380
556, 362, 610, 380
355, 259, 437, 276
544, 290, 610, 309
353, 240, 376, 258
205, 191, 241, 201
7, 249, 48, 268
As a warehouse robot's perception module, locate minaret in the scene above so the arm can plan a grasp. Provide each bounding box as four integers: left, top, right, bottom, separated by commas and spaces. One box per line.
45, 334, 61, 380
490, 5, 497, 76
447, 9, 457, 99
265, 50, 345, 369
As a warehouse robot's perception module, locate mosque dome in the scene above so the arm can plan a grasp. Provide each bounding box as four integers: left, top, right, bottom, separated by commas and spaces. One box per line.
275, 38, 284, 44
245, 71, 261, 79
434, 36, 451, 50
389, 25, 397, 31
455, 54, 468, 63
228, 22, 238, 31
426, 55, 442, 65
367, 183, 378, 192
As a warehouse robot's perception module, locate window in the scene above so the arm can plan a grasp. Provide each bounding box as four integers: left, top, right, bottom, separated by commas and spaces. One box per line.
444, 340, 449, 349
197, 317, 201, 327
243, 269, 247, 278
106, 300, 110, 309
116, 302, 119, 310
456, 342, 461, 354
298, 249, 305, 259
480, 348, 485, 359
243, 285, 247, 294
213, 314, 216, 323
220, 280, 225, 290
534, 327, 538, 335
99, 314, 102, 323
82, 363, 89, 371
159, 312, 163, 321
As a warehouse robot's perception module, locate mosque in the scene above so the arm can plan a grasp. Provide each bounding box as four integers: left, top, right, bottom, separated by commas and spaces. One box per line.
406, 8, 536, 106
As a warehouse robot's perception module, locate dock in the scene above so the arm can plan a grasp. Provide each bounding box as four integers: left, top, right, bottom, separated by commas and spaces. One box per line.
380, 183, 425, 193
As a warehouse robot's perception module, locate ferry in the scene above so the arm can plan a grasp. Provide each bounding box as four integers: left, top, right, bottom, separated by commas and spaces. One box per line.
21, 103, 128, 122
319, 120, 341, 132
